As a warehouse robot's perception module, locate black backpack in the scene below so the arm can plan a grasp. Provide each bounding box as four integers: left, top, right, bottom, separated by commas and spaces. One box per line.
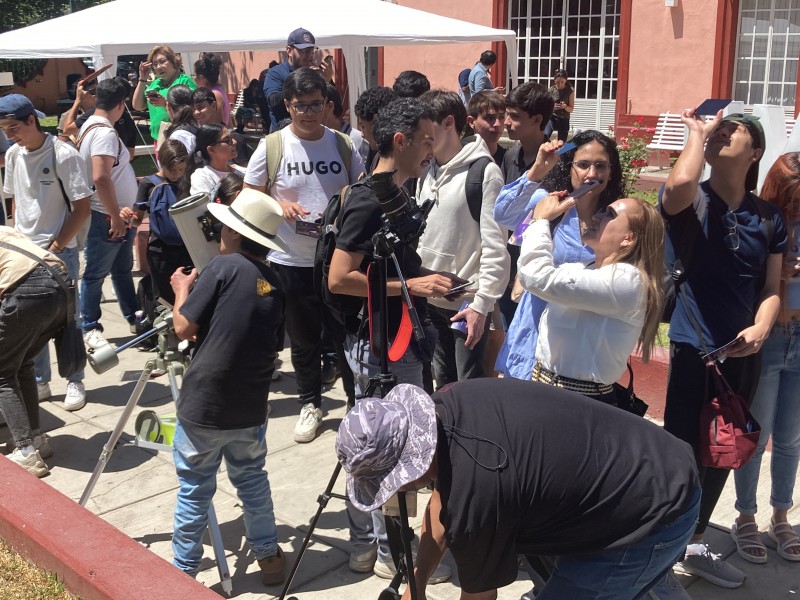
464, 156, 492, 223
313, 183, 367, 322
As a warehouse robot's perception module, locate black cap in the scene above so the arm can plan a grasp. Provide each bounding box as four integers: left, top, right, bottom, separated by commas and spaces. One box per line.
287, 28, 316, 50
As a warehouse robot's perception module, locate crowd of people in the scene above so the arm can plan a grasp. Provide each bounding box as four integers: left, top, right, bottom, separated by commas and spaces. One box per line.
0, 25, 798, 600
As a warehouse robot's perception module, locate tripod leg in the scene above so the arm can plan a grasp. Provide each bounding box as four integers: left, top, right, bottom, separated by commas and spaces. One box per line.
207, 502, 233, 596
79, 362, 154, 507
279, 462, 343, 600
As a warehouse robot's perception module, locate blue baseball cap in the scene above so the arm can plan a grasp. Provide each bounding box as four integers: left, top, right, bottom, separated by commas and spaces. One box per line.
287, 28, 316, 50
0, 94, 45, 121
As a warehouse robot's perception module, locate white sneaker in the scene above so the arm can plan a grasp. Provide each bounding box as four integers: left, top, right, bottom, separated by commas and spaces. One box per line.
37, 382, 52, 401
293, 403, 323, 443
83, 329, 107, 349
4, 433, 52, 459
64, 381, 86, 411
675, 544, 744, 589
373, 556, 451, 584
7, 446, 49, 478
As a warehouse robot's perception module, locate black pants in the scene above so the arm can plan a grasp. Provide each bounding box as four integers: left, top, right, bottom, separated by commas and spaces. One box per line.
0, 266, 67, 445
544, 115, 570, 142
270, 264, 325, 406
665, 342, 762, 535
428, 304, 490, 388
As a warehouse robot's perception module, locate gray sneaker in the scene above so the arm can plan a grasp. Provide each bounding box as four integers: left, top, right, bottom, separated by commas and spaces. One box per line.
373, 555, 451, 584
349, 544, 378, 573
648, 572, 692, 599
674, 545, 744, 588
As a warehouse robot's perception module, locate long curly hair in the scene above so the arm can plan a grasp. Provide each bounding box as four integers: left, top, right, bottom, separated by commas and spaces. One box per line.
541, 130, 624, 209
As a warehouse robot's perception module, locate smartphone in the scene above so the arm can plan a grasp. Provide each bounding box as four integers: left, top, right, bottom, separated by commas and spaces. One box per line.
445, 280, 474, 298
555, 141, 577, 155
568, 179, 602, 200
324, 55, 334, 65
695, 98, 731, 116
146, 90, 160, 100
701, 336, 744, 363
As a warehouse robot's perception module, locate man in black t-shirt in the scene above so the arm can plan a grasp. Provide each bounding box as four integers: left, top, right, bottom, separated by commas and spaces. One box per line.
168, 189, 288, 586
337, 379, 701, 599
328, 97, 458, 582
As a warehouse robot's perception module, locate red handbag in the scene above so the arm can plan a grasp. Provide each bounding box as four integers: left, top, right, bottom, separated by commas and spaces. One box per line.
699, 360, 761, 469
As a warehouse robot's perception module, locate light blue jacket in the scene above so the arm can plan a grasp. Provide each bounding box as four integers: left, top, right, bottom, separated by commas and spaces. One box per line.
493, 174, 595, 379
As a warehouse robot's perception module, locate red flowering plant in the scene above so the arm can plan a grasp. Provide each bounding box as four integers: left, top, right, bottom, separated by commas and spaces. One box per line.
608, 119, 655, 195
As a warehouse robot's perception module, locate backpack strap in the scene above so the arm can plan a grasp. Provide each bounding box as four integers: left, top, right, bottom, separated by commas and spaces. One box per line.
331, 129, 353, 181
75, 121, 123, 167
146, 174, 170, 199
465, 157, 492, 223
264, 131, 283, 191
50, 138, 72, 214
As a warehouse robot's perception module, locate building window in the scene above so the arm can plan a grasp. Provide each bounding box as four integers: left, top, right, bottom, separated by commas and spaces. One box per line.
508, 0, 620, 101
735, 0, 799, 111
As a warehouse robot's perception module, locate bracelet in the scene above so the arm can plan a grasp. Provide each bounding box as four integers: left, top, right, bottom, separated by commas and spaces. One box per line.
50, 240, 63, 252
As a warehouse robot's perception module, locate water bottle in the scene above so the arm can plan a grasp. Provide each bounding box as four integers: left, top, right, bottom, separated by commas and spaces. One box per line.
786, 221, 800, 310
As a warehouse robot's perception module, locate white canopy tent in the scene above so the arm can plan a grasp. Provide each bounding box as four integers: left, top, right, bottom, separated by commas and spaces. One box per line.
0, 0, 517, 119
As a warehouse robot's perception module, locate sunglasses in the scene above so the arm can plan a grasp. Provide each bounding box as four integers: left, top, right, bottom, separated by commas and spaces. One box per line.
212, 135, 234, 146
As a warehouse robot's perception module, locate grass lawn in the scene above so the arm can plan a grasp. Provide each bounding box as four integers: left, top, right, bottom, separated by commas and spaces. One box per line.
0, 539, 79, 599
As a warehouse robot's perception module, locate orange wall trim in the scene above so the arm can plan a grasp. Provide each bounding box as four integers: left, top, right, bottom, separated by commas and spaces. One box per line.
712, 0, 739, 99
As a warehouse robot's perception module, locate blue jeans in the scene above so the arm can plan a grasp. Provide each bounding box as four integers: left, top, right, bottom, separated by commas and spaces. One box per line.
344, 334, 423, 563
172, 419, 279, 576
80, 210, 137, 332
734, 322, 800, 514
34, 245, 83, 383
535, 488, 700, 600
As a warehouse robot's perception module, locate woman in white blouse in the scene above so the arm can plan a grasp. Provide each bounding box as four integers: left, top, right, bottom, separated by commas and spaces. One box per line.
518, 193, 665, 404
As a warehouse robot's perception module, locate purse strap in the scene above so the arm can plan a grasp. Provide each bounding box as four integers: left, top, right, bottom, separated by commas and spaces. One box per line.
0, 240, 73, 323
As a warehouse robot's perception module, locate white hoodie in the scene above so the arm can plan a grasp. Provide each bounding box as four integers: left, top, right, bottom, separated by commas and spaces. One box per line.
417, 136, 510, 315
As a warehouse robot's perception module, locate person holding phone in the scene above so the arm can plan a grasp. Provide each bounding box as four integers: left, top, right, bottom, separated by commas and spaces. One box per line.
132, 45, 197, 143
519, 193, 664, 402
660, 109, 786, 588
492, 130, 625, 381
544, 69, 574, 142
731, 152, 800, 565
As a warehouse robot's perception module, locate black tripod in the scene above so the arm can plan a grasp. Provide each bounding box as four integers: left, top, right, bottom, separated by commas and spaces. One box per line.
280, 229, 424, 600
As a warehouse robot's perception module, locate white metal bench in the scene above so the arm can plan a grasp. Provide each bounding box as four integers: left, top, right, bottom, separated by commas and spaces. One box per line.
787, 118, 797, 137
646, 112, 686, 168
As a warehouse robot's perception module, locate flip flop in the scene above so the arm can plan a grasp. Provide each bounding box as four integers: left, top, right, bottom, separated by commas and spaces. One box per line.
768, 519, 800, 562
730, 520, 768, 564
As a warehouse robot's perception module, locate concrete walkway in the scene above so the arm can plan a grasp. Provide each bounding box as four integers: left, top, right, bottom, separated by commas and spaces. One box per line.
2, 277, 798, 599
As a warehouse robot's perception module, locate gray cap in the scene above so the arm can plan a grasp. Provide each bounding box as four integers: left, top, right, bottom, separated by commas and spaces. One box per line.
335, 384, 437, 512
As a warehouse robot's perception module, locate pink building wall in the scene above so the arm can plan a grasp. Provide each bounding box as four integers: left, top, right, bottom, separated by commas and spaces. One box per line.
382, 0, 497, 92
625, 0, 719, 116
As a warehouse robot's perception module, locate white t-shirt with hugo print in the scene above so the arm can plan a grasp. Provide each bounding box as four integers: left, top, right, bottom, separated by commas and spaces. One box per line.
244, 126, 364, 267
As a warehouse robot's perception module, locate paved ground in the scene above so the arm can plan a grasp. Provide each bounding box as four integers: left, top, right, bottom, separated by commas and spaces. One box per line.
2, 277, 799, 599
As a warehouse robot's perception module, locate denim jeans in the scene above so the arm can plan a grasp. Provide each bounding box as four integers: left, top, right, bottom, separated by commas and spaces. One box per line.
534, 488, 700, 600
734, 322, 800, 514
344, 334, 424, 564
0, 267, 67, 445
34, 245, 83, 383
80, 210, 137, 332
172, 419, 278, 576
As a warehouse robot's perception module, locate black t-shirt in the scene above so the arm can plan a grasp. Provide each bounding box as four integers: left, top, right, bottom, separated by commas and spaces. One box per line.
501, 142, 536, 184
335, 181, 427, 336
178, 253, 284, 429
76, 107, 138, 150
432, 378, 699, 594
